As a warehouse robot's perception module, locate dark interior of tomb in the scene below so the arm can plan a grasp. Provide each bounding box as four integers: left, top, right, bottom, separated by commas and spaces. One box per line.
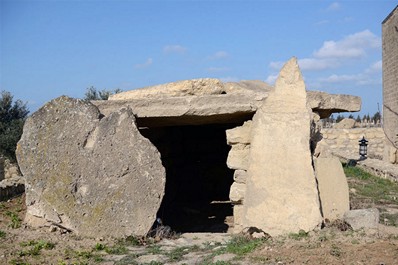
140, 123, 238, 233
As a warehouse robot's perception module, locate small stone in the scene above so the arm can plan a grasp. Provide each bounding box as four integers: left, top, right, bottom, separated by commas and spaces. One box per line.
49, 225, 57, 232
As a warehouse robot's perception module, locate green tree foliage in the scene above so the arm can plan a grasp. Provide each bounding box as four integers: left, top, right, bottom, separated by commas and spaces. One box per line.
372, 111, 381, 123
84, 86, 122, 100
0, 91, 29, 161
335, 114, 344, 123
355, 115, 361, 123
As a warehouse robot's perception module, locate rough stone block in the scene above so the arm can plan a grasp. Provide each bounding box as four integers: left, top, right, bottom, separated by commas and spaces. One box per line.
16, 96, 166, 238
233, 205, 244, 233
226, 144, 250, 170
226, 120, 252, 145
343, 208, 379, 230
229, 182, 245, 203
314, 157, 349, 221
233, 170, 247, 183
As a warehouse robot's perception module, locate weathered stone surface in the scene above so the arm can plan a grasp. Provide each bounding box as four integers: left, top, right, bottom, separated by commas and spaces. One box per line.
110, 78, 225, 100
334, 118, 357, 129
242, 57, 322, 236
226, 121, 252, 145
233, 205, 244, 233
226, 144, 250, 170
94, 81, 361, 127
229, 182, 245, 203
344, 208, 380, 230
314, 157, 350, 221
16, 96, 166, 238
94, 94, 261, 127
307, 91, 361, 118
233, 170, 247, 184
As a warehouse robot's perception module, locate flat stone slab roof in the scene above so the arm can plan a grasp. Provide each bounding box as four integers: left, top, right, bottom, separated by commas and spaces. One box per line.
93, 90, 361, 127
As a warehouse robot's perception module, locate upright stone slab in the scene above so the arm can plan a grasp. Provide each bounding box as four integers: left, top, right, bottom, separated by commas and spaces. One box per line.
242, 58, 322, 236
16, 96, 166, 238
314, 157, 349, 221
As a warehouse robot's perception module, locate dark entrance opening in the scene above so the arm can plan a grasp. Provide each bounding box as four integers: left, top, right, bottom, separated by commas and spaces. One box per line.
140, 123, 237, 233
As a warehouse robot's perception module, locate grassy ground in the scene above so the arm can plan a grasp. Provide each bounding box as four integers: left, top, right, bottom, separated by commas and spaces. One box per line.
1, 164, 398, 264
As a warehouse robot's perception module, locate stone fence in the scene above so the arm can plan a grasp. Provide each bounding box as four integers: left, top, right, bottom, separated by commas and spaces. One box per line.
321, 128, 385, 159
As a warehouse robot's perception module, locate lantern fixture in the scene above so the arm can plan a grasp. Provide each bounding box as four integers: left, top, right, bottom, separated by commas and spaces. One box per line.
359, 136, 368, 160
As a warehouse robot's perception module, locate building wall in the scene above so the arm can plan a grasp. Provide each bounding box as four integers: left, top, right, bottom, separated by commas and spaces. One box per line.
382, 6, 398, 164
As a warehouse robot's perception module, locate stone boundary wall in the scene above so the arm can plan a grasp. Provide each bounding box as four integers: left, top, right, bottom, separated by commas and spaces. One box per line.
321, 128, 385, 159
0, 176, 25, 201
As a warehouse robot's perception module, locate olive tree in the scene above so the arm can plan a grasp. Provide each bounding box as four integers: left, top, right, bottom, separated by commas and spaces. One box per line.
0, 91, 29, 161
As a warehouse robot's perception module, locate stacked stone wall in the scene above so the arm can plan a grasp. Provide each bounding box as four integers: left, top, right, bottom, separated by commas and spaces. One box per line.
321, 128, 385, 159
225, 120, 251, 233
382, 6, 398, 163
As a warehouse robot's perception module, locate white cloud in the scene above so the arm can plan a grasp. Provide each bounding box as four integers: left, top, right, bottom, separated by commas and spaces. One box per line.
313, 30, 380, 59
314, 20, 329, 26
163, 45, 187, 54
219, 76, 239, 82
319, 72, 381, 86
365, 60, 382, 74
270, 58, 339, 72
134, 58, 153, 69
265, 74, 278, 85
207, 51, 229, 60
206, 67, 230, 72
298, 58, 339, 71
327, 2, 340, 11
269, 61, 284, 71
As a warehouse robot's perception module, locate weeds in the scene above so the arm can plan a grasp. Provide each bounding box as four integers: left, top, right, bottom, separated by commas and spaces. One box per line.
165, 245, 201, 262
0, 229, 6, 238
6, 211, 21, 229
330, 244, 343, 257
18, 240, 55, 257
224, 235, 267, 256
9, 259, 30, 265
104, 244, 128, 255
288, 229, 309, 240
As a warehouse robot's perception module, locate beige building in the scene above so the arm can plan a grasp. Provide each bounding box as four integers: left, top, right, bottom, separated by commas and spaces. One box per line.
382, 5, 398, 164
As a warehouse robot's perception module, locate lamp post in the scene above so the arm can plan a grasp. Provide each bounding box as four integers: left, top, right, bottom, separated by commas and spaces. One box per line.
359, 136, 368, 160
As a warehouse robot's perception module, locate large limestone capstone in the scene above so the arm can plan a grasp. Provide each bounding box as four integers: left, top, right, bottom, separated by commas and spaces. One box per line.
109, 78, 225, 100
242, 57, 322, 236
16, 96, 166, 238
314, 157, 350, 220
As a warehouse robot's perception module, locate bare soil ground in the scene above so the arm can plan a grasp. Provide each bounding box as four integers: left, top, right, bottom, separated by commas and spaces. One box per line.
1, 166, 398, 265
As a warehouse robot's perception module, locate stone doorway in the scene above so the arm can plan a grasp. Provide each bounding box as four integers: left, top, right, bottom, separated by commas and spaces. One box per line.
140, 123, 238, 233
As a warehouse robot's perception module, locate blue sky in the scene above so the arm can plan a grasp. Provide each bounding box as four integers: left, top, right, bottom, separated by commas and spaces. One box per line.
1, 0, 396, 116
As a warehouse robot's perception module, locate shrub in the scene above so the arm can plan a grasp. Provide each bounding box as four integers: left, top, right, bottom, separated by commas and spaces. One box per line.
0, 91, 29, 162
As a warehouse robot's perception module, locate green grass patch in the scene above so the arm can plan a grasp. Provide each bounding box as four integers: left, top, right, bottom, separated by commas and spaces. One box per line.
344, 165, 398, 205
18, 240, 55, 257
63, 247, 104, 264
224, 235, 267, 256
0, 230, 6, 238
165, 245, 200, 262
6, 211, 22, 229
288, 229, 309, 240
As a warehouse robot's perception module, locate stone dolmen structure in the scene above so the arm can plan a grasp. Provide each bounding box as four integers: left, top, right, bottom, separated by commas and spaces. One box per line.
17, 58, 361, 237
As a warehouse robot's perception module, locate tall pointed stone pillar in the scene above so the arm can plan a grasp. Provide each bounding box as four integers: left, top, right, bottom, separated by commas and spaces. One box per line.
242, 57, 322, 236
